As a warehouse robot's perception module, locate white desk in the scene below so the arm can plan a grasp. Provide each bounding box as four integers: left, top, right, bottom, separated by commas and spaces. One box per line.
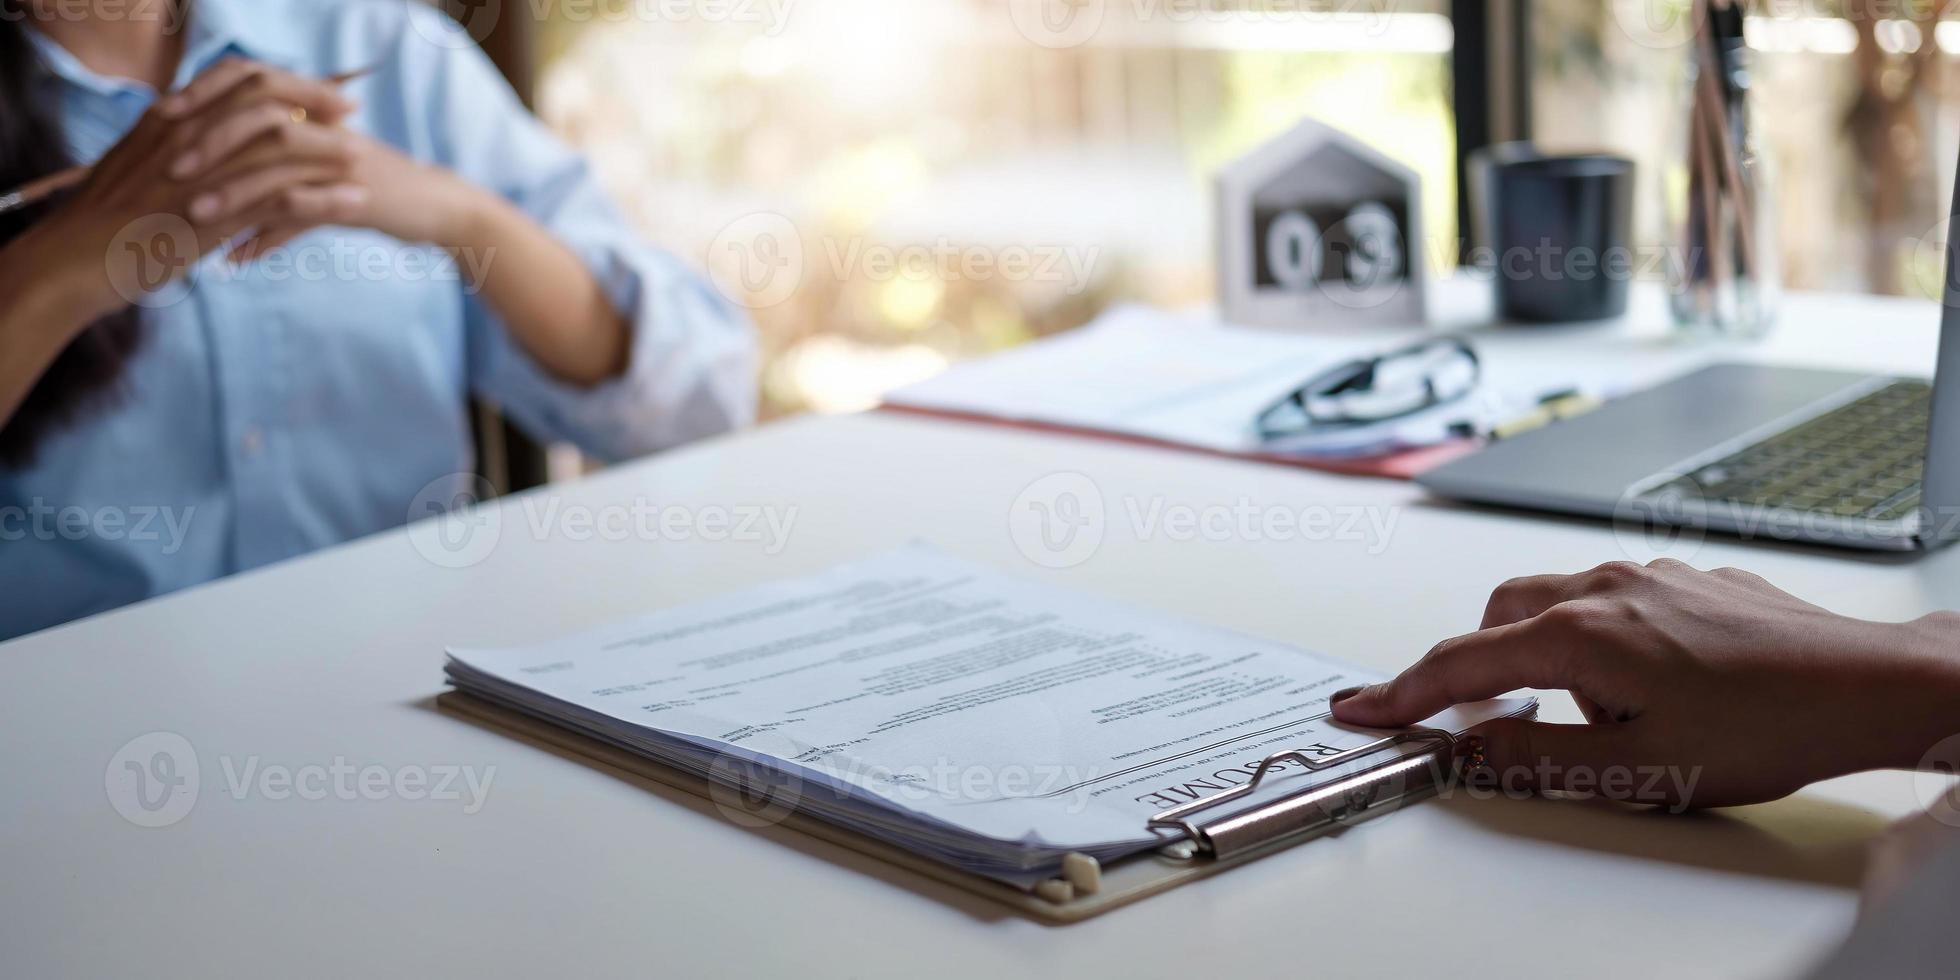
6, 289, 1960, 979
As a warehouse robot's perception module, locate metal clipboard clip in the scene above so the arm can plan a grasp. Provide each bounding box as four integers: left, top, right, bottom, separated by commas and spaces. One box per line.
1147, 728, 1457, 861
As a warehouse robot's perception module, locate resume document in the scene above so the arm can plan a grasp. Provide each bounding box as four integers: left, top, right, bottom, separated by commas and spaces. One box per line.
446, 547, 1530, 886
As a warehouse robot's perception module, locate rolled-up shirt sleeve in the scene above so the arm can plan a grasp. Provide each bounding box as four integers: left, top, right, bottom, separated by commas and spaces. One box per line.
405, 17, 757, 462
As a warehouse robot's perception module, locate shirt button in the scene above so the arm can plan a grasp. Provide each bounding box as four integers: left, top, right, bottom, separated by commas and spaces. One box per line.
240, 427, 266, 459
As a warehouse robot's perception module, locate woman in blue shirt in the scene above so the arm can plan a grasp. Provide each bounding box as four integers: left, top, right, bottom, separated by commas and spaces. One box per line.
0, 0, 756, 638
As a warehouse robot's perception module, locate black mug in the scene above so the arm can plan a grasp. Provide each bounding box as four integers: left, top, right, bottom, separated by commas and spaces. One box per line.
1469, 144, 1636, 323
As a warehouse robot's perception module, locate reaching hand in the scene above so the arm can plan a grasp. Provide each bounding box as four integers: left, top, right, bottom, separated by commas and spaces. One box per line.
1331, 559, 1960, 808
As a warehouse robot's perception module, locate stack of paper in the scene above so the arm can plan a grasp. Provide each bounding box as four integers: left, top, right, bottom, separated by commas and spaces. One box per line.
884, 306, 1423, 459
883, 305, 1664, 466
445, 547, 1532, 888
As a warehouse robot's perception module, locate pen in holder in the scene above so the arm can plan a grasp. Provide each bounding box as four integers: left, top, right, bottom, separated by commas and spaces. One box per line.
1669, 0, 1778, 337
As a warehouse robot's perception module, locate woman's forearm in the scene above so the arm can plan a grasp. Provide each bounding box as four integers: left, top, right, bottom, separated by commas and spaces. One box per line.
438, 185, 631, 387
0, 225, 98, 429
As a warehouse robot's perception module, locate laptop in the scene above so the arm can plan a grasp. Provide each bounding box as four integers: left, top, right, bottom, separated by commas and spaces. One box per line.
1416, 179, 1960, 553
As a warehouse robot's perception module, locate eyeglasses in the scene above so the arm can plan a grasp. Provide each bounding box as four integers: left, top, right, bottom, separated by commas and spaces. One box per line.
1255, 337, 1481, 439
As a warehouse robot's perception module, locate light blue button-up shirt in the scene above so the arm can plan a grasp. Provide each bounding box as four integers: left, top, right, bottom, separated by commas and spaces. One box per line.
1, 0, 757, 640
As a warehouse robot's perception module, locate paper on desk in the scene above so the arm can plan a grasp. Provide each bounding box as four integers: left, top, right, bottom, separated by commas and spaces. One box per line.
446, 546, 1533, 886
886, 305, 1641, 460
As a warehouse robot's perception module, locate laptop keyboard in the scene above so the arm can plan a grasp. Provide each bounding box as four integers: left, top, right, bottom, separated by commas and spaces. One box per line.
1652, 380, 1931, 521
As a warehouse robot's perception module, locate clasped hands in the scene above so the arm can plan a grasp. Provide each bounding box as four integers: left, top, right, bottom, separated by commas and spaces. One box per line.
34, 57, 483, 322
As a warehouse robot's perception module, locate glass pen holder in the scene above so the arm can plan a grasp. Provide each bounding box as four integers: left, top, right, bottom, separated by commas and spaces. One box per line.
1665, 50, 1779, 338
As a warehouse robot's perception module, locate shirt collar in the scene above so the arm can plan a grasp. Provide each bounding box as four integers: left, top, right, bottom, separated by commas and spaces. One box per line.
176, 0, 308, 76
21, 28, 127, 100
25, 0, 308, 99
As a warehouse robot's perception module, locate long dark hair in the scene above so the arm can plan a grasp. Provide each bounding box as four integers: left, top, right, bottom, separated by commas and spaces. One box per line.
0, 10, 147, 470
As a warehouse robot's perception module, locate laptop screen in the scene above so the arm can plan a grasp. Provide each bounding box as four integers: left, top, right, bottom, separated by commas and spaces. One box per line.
1919, 155, 1960, 543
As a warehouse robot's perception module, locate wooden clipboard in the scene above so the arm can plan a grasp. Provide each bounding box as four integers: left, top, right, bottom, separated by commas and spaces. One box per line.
438, 690, 1461, 923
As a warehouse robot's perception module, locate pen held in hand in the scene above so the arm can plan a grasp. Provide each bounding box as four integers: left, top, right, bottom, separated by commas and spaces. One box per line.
0, 67, 372, 218
0, 166, 87, 217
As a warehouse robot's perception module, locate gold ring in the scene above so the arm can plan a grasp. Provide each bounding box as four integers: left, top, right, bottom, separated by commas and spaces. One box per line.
290, 106, 308, 125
